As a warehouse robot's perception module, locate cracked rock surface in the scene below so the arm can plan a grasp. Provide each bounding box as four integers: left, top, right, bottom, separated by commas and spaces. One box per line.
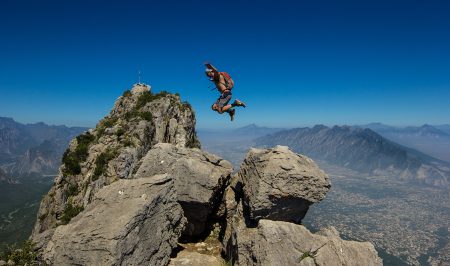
134, 143, 233, 238
43, 174, 185, 266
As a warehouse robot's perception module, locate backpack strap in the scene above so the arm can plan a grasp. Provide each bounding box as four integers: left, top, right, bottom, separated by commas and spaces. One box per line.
220, 72, 234, 90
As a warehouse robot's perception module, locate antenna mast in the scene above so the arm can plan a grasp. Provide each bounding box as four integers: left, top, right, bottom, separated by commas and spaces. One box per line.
138, 70, 141, 84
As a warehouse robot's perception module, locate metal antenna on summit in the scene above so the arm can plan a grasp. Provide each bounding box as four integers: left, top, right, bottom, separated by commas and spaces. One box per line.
138, 70, 142, 84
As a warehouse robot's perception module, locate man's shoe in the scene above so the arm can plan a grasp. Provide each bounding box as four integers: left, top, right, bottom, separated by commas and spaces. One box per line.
233, 99, 246, 108
229, 109, 235, 121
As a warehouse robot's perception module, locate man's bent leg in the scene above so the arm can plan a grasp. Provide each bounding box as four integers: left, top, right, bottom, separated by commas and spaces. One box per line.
222, 104, 233, 113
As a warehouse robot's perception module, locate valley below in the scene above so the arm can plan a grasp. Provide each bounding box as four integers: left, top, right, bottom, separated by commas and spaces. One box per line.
303, 163, 450, 266
199, 133, 450, 266
0, 174, 53, 251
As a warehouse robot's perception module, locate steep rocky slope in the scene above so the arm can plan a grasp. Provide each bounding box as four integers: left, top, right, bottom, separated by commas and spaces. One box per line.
32, 84, 199, 238
28, 84, 381, 266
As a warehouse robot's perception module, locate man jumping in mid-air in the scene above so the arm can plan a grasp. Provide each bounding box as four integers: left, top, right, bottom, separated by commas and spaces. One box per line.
204, 62, 246, 121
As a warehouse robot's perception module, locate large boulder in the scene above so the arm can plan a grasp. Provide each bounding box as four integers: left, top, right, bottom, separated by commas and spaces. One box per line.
238, 145, 330, 223
42, 174, 185, 266
233, 219, 382, 266
134, 143, 233, 238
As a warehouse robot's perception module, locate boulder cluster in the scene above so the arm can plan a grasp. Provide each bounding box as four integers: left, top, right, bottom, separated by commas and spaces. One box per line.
29, 84, 382, 265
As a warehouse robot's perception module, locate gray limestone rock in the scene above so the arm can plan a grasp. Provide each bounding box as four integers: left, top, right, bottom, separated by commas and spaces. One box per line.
32, 84, 199, 244
232, 219, 382, 266
238, 145, 331, 223
134, 143, 233, 238
42, 174, 186, 266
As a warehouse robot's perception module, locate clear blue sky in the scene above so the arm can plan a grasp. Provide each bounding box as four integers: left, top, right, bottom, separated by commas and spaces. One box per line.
1, 0, 449, 129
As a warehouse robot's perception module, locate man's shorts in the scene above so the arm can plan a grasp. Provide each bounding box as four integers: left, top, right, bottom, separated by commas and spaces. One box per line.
215, 90, 232, 109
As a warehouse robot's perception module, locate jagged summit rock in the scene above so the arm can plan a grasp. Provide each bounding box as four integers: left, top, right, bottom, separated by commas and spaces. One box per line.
32, 84, 200, 240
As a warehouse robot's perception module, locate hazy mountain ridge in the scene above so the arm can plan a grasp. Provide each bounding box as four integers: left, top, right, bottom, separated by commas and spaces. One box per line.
256, 125, 450, 187
361, 123, 450, 162
231, 123, 285, 138
0, 117, 88, 175
361, 123, 449, 138
434, 124, 450, 135
198, 124, 284, 143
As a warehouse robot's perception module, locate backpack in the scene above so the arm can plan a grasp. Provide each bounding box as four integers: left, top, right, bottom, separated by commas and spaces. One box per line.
220, 72, 234, 90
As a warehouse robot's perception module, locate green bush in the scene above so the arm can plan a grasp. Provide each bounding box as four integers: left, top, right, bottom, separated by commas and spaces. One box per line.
116, 128, 126, 138
299, 251, 312, 262
139, 111, 153, 121
1, 240, 37, 265
75, 132, 95, 160
62, 132, 95, 176
96, 117, 118, 137
102, 117, 117, 128
124, 110, 138, 121
136, 91, 154, 109
122, 90, 132, 97
186, 134, 201, 149
136, 90, 171, 109
179, 101, 193, 113
123, 138, 134, 147
66, 183, 79, 198
62, 149, 81, 176
92, 149, 118, 181
61, 202, 84, 225
39, 212, 47, 221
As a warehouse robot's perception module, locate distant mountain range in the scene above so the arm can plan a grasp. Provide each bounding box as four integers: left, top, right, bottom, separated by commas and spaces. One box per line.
255, 125, 450, 187
198, 124, 284, 143
0, 117, 88, 176
434, 124, 450, 135
361, 123, 449, 138
360, 123, 450, 162
231, 123, 285, 138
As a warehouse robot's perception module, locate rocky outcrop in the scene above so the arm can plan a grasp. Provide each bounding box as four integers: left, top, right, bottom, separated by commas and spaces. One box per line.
134, 143, 233, 239
221, 146, 381, 265
33, 84, 200, 239
42, 174, 185, 265
239, 145, 330, 224
30, 85, 382, 266
233, 219, 382, 266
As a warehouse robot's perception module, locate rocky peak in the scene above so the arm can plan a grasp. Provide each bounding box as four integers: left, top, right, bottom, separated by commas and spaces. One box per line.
32, 84, 200, 237
130, 83, 151, 94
